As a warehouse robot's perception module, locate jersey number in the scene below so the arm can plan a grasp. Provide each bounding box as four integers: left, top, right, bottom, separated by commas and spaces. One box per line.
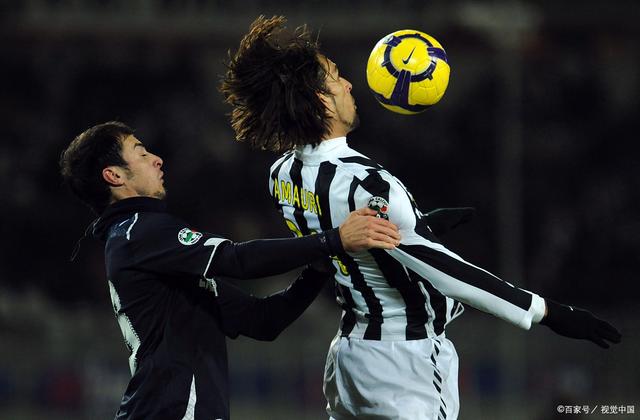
109, 280, 141, 375
284, 219, 349, 276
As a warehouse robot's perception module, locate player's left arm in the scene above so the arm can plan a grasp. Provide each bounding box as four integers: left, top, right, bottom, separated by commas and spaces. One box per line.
362, 173, 620, 347
350, 171, 540, 329
214, 264, 331, 341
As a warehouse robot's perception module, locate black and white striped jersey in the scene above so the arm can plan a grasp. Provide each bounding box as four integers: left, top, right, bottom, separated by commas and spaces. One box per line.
269, 137, 546, 341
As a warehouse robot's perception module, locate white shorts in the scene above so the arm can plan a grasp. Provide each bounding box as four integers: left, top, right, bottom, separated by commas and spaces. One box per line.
323, 334, 459, 420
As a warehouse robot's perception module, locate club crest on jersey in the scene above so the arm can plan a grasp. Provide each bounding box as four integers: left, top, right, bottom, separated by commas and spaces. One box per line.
368, 196, 389, 220
178, 228, 202, 246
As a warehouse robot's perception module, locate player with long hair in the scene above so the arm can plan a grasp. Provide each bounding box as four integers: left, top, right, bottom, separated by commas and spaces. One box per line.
221, 16, 621, 419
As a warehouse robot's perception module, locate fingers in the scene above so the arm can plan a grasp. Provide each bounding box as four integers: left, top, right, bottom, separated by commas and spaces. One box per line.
588, 321, 621, 349
367, 230, 401, 246
368, 240, 397, 250
341, 208, 402, 251
597, 321, 622, 343
369, 221, 401, 241
354, 207, 378, 216
591, 336, 610, 349
362, 212, 399, 231
365, 217, 401, 244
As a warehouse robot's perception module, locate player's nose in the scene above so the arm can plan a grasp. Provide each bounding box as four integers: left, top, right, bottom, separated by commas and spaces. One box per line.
152, 154, 163, 168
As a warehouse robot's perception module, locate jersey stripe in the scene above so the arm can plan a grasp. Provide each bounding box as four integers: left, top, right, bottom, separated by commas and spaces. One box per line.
339, 155, 383, 169
358, 170, 432, 340
125, 213, 139, 240
336, 283, 357, 336
315, 162, 359, 336
270, 152, 292, 213
410, 270, 448, 335
347, 177, 359, 213
343, 173, 384, 339
399, 243, 532, 311
180, 375, 196, 420
315, 161, 337, 231
289, 158, 310, 234
369, 250, 429, 339
359, 169, 390, 197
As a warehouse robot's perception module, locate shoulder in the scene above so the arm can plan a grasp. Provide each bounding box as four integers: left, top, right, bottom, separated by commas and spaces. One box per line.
335, 152, 418, 225
333, 147, 387, 181
124, 211, 191, 244
270, 151, 295, 175
333, 147, 397, 190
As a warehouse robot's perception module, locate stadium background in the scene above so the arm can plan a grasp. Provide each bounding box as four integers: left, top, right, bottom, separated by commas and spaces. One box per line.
1, 1, 638, 419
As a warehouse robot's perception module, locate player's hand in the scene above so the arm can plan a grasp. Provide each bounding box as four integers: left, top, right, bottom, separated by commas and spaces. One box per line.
540, 299, 622, 349
339, 208, 401, 252
424, 207, 475, 236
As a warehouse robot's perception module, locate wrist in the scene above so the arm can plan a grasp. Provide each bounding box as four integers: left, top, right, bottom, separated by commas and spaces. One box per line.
323, 228, 344, 255
539, 299, 562, 327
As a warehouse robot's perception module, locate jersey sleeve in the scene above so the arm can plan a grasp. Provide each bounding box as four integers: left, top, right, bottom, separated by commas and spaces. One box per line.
128, 213, 230, 280
128, 212, 343, 282
207, 230, 343, 279
214, 267, 329, 340
352, 170, 546, 330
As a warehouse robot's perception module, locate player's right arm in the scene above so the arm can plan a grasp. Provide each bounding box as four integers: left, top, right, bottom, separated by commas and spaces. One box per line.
207, 207, 398, 279
129, 210, 399, 281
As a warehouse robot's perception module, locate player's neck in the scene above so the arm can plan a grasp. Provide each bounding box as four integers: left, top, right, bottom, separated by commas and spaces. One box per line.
321, 135, 347, 143
322, 125, 349, 142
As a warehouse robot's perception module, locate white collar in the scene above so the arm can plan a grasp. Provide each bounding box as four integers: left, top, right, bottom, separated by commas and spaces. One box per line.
295, 137, 348, 164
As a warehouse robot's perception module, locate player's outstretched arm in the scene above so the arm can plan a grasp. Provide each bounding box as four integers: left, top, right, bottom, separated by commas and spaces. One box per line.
208, 208, 400, 279
539, 299, 622, 349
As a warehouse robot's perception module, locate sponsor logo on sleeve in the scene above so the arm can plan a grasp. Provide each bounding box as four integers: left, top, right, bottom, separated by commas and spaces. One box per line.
367, 196, 389, 220
178, 228, 203, 245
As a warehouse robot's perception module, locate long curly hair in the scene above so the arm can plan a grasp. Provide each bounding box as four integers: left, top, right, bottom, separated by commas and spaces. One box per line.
220, 15, 330, 153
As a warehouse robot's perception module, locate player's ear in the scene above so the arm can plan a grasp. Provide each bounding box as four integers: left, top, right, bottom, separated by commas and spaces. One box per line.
102, 166, 126, 187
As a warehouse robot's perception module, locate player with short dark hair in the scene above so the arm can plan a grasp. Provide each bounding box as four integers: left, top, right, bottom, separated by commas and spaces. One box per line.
221, 16, 622, 420
60, 121, 135, 213
59, 121, 402, 420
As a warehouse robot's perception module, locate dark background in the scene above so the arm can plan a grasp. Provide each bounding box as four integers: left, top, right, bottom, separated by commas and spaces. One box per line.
1, 1, 639, 419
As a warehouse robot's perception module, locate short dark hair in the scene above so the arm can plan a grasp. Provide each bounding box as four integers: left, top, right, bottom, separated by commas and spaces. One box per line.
220, 15, 330, 153
60, 121, 134, 214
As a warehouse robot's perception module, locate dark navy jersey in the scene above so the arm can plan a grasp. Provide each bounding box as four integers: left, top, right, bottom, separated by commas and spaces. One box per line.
92, 197, 340, 420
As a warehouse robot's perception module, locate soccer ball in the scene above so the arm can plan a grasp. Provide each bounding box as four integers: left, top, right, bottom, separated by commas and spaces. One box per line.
366, 30, 450, 115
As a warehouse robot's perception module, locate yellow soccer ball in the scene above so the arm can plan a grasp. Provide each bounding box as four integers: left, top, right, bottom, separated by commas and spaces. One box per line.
366, 30, 450, 115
